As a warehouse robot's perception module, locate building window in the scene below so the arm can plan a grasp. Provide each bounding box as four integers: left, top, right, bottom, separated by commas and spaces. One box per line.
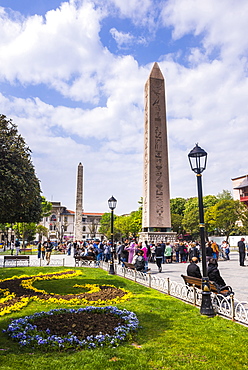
64, 226, 67, 232
50, 214, 56, 221
83, 226, 86, 232
64, 216, 68, 223
82, 218, 86, 223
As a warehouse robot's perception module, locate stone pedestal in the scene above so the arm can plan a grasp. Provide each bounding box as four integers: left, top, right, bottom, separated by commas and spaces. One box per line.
139, 231, 176, 244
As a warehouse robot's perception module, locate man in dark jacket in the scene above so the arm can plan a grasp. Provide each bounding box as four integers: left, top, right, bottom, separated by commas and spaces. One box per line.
207, 258, 226, 287
238, 238, 246, 266
187, 257, 202, 278
155, 243, 164, 272
134, 250, 146, 272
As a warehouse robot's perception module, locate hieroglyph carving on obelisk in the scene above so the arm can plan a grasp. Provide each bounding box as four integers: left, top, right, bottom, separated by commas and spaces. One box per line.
142, 62, 171, 230
74, 162, 83, 241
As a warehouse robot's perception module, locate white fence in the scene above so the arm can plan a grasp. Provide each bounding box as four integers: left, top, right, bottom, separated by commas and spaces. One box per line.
100, 261, 248, 326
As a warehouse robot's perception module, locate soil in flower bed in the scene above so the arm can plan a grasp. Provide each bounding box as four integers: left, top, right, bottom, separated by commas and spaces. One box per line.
0, 271, 126, 302
33, 311, 126, 339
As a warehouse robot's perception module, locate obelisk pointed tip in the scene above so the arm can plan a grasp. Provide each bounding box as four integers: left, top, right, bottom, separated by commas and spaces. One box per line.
78, 162, 83, 166
149, 62, 164, 80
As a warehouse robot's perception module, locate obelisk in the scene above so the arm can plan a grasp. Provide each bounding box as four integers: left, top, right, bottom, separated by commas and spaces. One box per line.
140, 62, 175, 243
74, 162, 83, 241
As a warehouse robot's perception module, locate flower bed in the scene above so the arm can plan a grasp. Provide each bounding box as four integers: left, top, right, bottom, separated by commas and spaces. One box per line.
0, 271, 133, 316
4, 306, 139, 351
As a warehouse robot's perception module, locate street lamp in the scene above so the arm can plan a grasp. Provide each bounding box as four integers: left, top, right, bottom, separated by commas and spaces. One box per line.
61, 225, 64, 243
108, 196, 117, 275
188, 144, 215, 317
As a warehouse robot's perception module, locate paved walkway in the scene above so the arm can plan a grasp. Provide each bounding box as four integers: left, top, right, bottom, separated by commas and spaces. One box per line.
7, 251, 248, 303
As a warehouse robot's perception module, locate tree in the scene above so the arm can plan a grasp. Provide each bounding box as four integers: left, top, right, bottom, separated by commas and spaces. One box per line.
182, 195, 218, 238
98, 213, 117, 239
114, 208, 142, 239
41, 196, 52, 217
205, 199, 244, 241
36, 225, 49, 240
216, 189, 233, 200
0, 115, 42, 223
170, 198, 186, 215
171, 213, 183, 234
13, 222, 37, 244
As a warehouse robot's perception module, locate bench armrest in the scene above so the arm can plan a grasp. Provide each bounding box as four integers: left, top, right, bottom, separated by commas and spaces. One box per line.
218, 285, 233, 295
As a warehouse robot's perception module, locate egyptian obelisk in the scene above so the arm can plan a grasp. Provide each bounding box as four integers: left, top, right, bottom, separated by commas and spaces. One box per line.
140, 63, 175, 243
74, 162, 83, 241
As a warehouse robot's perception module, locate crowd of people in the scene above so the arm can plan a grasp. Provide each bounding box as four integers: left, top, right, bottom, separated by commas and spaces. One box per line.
33, 237, 248, 290
35, 238, 233, 271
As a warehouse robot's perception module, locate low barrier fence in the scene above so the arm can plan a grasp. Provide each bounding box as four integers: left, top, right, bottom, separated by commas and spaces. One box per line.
100, 261, 248, 326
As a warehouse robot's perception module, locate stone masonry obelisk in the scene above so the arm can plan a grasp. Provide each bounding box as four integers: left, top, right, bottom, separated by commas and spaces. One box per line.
74, 162, 83, 241
139, 62, 175, 243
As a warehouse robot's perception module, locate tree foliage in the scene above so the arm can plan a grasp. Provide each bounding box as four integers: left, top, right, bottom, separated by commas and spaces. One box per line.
170, 198, 186, 216
205, 199, 244, 240
41, 196, 52, 217
13, 222, 37, 243
0, 115, 42, 223
182, 195, 218, 238
216, 189, 233, 200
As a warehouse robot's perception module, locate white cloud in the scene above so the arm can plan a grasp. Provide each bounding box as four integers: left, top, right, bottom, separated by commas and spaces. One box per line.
1, 0, 248, 215
161, 0, 248, 62
110, 28, 146, 48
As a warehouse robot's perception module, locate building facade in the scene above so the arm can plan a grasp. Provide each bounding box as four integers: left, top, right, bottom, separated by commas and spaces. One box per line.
40, 202, 104, 241
232, 175, 248, 207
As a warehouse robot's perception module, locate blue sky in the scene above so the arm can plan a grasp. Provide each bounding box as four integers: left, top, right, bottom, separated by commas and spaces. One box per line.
0, 0, 248, 215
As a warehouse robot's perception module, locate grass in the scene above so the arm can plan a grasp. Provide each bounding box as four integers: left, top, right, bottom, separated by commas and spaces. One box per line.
0, 266, 248, 370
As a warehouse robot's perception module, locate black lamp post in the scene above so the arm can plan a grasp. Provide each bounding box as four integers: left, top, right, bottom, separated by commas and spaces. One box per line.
61, 225, 64, 243
108, 196, 117, 275
188, 144, 215, 317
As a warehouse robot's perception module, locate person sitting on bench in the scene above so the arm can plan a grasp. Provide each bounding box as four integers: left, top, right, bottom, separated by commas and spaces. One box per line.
207, 258, 226, 287
187, 257, 202, 278
134, 250, 147, 272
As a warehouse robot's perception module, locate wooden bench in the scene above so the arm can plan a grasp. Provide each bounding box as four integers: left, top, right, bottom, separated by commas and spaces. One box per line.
3, 255, 30, 267
123, 262, 136, 270
74, 255, 95, 267
181, 274, 233, 297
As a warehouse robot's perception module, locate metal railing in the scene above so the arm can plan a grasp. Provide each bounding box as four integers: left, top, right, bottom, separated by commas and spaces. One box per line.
100, 261, 248, 326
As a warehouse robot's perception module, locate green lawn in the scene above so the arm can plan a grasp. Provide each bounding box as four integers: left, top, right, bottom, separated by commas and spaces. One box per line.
0, 266, 248, 370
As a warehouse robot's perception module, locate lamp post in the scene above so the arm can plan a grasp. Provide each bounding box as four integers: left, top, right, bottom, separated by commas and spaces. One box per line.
61, 225, 64, 243
108, 196, 117, 275
188, 144, 215, 317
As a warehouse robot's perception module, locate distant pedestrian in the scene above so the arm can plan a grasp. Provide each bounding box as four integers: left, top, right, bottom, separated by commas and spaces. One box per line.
15, 239, 20, 255
37, 241, 42, 259
164, 243, 172, 263
155, 243, 164, 272
206, 242, 213, 262
45, 240, 53, 265
238, 238, 246, 266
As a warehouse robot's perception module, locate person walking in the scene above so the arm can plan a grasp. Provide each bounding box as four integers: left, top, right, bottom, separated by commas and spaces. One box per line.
15, 239, 20, 255
164, 242, 172, 263
155, 243, 164, 272
37, 240, 42, 259
45, 240, 53, 265
238, 237, 246, 266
